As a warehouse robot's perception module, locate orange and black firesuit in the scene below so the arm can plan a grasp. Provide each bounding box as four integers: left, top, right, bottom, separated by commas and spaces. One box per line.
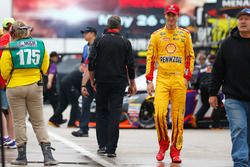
146, 6, 195, 162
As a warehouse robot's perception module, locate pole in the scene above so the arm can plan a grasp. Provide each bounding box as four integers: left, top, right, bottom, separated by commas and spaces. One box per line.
0, 90, 5, 167
0, 48, 5, 167
0, 47, 18, 167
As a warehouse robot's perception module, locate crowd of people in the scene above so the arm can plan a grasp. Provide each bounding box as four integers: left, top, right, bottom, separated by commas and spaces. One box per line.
0, 4, 249, 167
0, 14, 137, 165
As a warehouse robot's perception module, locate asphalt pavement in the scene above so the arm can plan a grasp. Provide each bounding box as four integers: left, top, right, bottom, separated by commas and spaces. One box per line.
1, 105, 232, 167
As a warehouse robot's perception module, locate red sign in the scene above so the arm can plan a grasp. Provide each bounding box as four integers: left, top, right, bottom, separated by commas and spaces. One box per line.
119, 0, 166, 8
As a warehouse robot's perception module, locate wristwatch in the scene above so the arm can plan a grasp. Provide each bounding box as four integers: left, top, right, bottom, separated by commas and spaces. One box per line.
146, 80, 152, 84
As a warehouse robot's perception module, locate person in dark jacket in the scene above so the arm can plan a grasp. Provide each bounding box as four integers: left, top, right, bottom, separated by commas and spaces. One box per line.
192, 55, 225, 128
49, 69, 82, 127
88, 15, 137, 158
45, 51, 59, 114
72, 26, 97, 137
209, 8, 250, 167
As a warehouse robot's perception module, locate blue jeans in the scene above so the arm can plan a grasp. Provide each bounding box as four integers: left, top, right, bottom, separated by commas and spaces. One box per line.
80, 81, 95, 133
247, 103, 250, 166
1, 89, 9, 110
224, 99, 250, 167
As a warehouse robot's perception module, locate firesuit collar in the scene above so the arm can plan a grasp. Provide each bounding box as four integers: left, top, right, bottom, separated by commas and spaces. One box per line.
165, 26, 177, 31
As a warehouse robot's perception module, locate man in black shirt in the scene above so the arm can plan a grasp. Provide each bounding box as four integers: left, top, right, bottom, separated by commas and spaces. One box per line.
209, 8, 250, 167
88, 15, 137, 157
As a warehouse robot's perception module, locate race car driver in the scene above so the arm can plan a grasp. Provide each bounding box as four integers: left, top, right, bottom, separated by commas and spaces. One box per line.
146, 4, 195, 163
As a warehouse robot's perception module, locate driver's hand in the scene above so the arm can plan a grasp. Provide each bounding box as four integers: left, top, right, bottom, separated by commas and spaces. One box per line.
209, 96, 218, 109
147, 82, 154, 96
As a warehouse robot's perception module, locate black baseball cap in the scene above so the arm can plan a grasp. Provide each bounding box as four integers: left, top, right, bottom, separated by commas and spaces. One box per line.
237, 8, 250, 18
50, 51, 59, 57
80, 26, 97, 34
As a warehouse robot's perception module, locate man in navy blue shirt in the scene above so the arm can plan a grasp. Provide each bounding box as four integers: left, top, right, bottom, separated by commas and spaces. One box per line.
72, 26, 97, 137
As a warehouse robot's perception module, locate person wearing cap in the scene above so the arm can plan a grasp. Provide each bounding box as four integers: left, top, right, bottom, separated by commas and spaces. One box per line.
146, 4, 195, 163
45, 51, 60, 114
88, 15, 137, 157
0, 17, 16, 149
0, 20, 58, 165
72, 26, 97, 137
48, 68, 82, 128
209, 8, 250, 166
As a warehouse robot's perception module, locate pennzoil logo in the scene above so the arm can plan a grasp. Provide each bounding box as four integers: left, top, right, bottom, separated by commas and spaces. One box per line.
160, 56, 182, 63
165, 43, 176, 54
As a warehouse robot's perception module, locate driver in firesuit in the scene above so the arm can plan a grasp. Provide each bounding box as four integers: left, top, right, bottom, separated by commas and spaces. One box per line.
146, 4, 195, 163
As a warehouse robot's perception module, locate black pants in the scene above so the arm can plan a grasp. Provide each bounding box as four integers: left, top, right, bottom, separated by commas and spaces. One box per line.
196, 87, 210, 121
80, 81, 95, 133
95, 83, 126, 154
47, 86, 58, 113
196, 86, 223, 128
49, 84, 81, 126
